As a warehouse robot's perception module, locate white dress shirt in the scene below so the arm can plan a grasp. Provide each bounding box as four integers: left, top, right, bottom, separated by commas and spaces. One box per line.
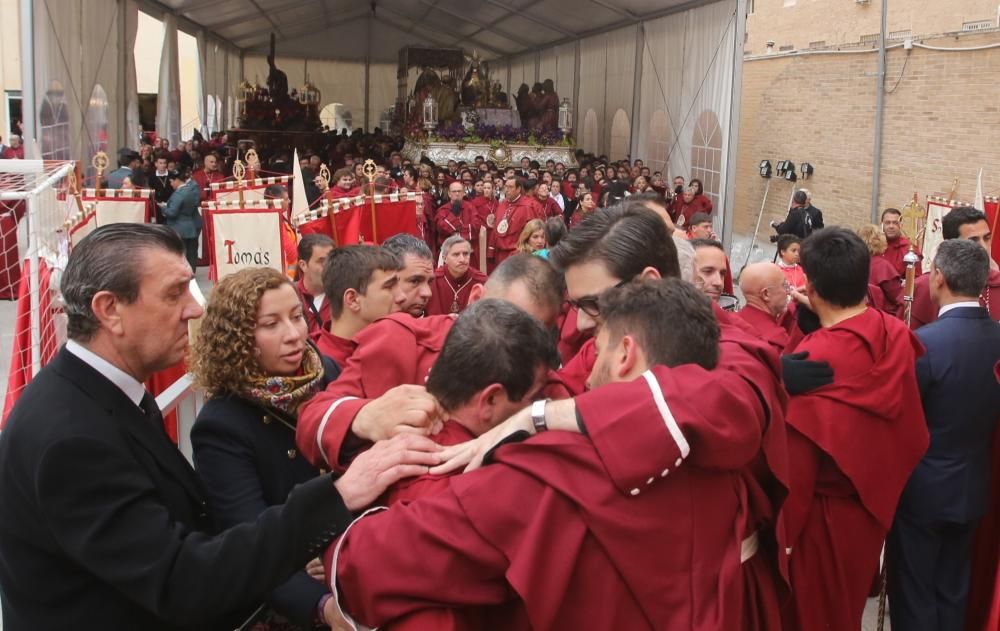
65, 340, 146, 408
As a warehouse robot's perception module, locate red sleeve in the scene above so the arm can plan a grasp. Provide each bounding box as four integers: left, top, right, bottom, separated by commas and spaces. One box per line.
574, 364, 765, 496
295, 320, 421, 471
435, 205, 460, 239
334, 487, 513, 628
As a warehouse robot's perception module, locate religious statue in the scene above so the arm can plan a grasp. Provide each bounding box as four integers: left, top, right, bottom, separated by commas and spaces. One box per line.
461, 50, 489, 107
411, 67, 459, 125
540, 79, 560, 130
514, 84, 531, 127
266, 34, 289, 102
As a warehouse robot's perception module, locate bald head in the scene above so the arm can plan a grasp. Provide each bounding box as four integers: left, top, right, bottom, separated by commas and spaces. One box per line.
739, 262, 789, 318
481, 254, 564, 327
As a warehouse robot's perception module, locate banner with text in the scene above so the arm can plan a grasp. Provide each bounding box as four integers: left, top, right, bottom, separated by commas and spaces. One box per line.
209, 209, 285, 280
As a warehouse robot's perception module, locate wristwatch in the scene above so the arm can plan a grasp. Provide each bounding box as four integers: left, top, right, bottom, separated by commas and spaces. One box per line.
531, 399, 549, 433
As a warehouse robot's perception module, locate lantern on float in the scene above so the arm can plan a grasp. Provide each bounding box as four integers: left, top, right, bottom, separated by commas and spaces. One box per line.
422, 95, 438, 132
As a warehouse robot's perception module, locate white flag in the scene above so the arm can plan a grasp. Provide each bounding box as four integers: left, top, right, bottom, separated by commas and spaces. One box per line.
974, 168, 985, 210
291, 149, 308, 223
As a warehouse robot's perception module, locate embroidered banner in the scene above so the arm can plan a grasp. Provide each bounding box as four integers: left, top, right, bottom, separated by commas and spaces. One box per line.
209, 208, 285, 281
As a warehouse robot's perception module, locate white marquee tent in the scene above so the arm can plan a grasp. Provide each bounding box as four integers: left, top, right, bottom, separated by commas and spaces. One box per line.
16, 0, 746, 244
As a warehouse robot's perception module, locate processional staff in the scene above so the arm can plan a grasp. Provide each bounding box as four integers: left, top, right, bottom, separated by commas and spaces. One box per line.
363, 159, 378, 243
92, 151, 109, 197
318, 163, 339, 245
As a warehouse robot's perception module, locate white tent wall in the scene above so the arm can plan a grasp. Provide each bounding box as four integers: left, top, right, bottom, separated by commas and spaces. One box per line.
538, 42, 575, 105
367, 63, 397, 132
634, 0, 739, 230
29, 0, 122, 160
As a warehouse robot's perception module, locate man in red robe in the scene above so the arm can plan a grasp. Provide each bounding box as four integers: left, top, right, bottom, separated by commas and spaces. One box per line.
426, 235, 487, 316
379, 299, 553, 510
190, 152, 224, 201
907, 207, 999, 328
738, 262, 794, 353
434, 181, 482, 265
293, 233, 335, 341
330, 278, 767, 630
535, 204, 792, 625
296, 255, 565, 471
779, 227, 929, 631
382, 234, 434, 318
878, 207, 923, 277
315, 245, 405, 367
489, 177, 535, 266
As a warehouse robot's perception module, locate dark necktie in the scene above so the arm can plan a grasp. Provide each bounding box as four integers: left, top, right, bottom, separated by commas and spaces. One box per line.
140, 391, 164, 431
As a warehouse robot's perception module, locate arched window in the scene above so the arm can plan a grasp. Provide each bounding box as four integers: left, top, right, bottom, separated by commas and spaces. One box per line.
647, 109, 671, 174
320, 103, 353, 133
85, 84, 109, 159
609, 109, 630, 162
582, 109, 599, 155
690, 110, 722, 210
40, 81, 70, 160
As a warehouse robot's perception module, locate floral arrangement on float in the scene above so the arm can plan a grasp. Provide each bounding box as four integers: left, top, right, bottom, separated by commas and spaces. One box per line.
404, 121, 574, 147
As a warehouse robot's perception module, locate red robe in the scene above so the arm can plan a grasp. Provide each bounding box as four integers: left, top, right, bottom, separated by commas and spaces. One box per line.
489, 196, 535, 265
570, 306, 791, 630
877, 235, 922, 278
296, 313, 452, 470
672, 194, 713, 225
314, 328, 357, 369
434, 201, 481, 247
781, 308, 929, 631
907, 268, 1000, 329
327, 185, 360, 201
434, 201, 483, 267
738, 305, 791, 353
333, 365, 765, 630
534, 196, 561, 220
190, 169, 224, 201
869, 255, 903, 315
425, 267, 486, 316
296, 311, 587, 471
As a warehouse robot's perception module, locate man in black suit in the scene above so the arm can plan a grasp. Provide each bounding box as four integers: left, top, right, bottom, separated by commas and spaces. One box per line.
0, 224, 442, 630
888, 238, 1000, 631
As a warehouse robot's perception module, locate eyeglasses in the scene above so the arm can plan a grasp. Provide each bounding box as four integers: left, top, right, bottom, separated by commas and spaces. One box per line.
567, 278, 631, 317
762, 281, 792, 295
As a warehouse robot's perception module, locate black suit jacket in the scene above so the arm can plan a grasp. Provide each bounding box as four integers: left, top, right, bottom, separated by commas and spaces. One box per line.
0, 348, 352, 630
191, 355, 340, 627
898, 307, 1000, 522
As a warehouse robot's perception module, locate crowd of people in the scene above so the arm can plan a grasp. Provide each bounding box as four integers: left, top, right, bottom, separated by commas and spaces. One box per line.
0, 132, 997, 631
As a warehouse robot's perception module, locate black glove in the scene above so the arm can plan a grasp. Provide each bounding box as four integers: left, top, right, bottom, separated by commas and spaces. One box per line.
451, 200, 462, 216
781, 351, 834, 395
795, 304, 822, 335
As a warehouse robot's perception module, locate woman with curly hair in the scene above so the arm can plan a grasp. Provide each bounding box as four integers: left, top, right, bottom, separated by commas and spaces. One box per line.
857, 223, 903, 313
516, 218, 546, 254
190, 267, 341, 630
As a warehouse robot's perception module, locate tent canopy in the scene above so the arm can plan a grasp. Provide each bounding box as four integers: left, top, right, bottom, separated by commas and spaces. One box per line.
161, 0, 709, 62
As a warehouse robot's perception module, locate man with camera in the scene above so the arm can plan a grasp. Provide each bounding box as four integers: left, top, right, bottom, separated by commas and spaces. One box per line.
770, 190, 815, 240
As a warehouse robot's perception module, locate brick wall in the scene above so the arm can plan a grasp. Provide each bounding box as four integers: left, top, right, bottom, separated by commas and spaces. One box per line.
746, 0, 998, 56
733, 31, 1000, 237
